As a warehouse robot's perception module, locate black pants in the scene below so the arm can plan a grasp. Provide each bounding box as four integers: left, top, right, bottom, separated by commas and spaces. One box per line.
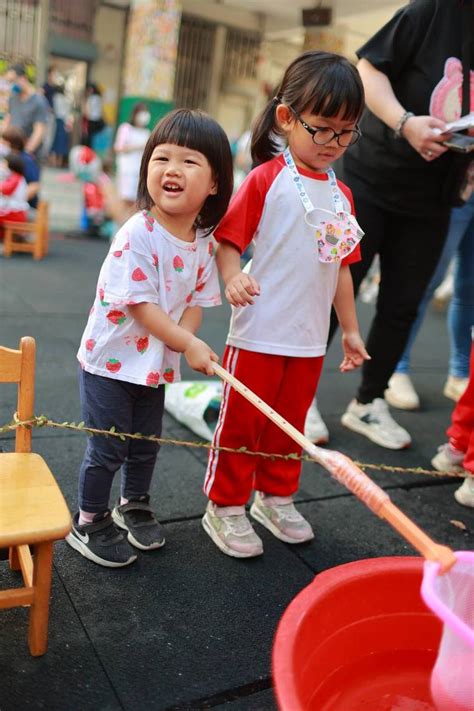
328, 195, 450, 403
78, 369, 165, 513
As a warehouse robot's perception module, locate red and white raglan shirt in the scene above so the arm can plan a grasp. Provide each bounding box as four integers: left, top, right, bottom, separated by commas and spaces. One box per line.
215, 154, 361, 357
77, 210, 221, 387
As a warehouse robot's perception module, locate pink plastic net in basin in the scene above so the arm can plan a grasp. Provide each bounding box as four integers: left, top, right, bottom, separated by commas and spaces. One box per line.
421, 551, 474, 711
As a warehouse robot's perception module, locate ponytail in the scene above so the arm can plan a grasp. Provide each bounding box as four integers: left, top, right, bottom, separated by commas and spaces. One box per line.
251, 97, 285, 167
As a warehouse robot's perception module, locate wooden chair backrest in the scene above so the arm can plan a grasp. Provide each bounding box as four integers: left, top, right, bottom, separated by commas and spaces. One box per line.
0, 337, 35, 453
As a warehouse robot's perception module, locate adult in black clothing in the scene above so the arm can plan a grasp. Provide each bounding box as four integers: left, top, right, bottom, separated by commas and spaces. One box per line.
309, 0, 473, 451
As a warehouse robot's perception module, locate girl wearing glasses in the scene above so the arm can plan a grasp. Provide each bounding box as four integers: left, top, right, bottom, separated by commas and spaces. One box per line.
202, 51, 370, 558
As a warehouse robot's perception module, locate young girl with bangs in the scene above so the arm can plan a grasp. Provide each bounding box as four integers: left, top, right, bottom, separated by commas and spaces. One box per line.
203, 51, 370, 558
67, 109, 233, 568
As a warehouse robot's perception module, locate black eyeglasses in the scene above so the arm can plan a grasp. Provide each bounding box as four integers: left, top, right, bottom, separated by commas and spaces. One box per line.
290, 107, 361, 148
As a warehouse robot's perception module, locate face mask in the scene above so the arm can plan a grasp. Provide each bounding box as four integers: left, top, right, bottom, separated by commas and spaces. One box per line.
11, 83, 22, 95
305, 208, 364, 264
135, 111, 150, 127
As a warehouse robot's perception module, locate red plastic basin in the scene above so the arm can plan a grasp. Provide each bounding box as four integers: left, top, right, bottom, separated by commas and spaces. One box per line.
273, 557, 442, 711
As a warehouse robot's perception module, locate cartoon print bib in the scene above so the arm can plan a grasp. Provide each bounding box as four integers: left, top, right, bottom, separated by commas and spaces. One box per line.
283, 148, 364, 263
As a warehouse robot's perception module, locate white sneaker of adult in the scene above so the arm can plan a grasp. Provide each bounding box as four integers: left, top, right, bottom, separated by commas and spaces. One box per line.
454, 476, 474, 508
384, 373, 420, 410
341, 398, 412, 450
431, 443, 466, 475
443, 376, 468, 402
304, 399, 329, 444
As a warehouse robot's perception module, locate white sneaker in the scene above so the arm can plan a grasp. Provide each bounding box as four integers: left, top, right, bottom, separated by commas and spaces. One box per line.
432, 271, 454, 311
431, 443, 466, 474
250, 491, 314, 544
443, 376, 468, 402
341, 398, 412, 450
384, 373, 420, 410
304, 399, 329, 444
202, 501, 263, 558
454, 476, 474, 508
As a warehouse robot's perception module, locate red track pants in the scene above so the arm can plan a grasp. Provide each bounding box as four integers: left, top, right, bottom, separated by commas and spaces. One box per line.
447, 342, 474, 475
204, 346, 323, 506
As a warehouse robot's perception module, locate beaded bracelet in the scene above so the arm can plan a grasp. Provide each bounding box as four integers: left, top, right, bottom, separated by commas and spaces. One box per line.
394, 111, 415, 139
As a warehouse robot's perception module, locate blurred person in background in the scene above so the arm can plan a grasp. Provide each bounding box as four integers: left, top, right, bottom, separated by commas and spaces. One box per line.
49, 85, 72, 168
1, 126, 40, 209
114, 102, 151, 215
41, 66, 58, 109
2, 63, 49, 159
82, 83, 104, 148
0, 152, 28, 234
306, 0, 474, 449
386, 185, 474, 409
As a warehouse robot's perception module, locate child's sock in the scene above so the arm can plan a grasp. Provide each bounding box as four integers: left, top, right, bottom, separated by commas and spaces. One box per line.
120, 497, 129, 506
79, 510, 96, 526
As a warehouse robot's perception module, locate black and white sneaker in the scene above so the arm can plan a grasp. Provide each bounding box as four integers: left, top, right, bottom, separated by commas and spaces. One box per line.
112, 496, 165, 551
341, 398, 411, 450
66, 511, 137, 568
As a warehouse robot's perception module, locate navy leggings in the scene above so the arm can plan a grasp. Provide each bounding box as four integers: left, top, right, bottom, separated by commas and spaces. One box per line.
78, 369, 165, 513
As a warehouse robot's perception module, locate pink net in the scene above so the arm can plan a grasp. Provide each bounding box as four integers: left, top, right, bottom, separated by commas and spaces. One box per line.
421, 551, 474, 711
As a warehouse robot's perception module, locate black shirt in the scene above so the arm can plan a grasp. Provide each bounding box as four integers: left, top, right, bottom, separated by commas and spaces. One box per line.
342, 0, 473, 216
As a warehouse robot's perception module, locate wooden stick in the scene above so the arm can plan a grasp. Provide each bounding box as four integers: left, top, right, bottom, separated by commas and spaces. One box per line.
213, 363, 456, 572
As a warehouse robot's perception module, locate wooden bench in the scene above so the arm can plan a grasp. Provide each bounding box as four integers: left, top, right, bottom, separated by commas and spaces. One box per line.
0, 337, 71, 655
3, 201, 49, 260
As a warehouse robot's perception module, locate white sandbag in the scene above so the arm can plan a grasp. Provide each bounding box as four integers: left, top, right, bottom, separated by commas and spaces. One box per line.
164, 381, 222, 441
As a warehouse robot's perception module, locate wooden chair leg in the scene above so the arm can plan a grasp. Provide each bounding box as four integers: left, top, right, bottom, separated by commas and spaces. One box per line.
33, 237, 43, 260
3, 227, 13, 257
28, 541, 53, 656
9, 546, 21, 571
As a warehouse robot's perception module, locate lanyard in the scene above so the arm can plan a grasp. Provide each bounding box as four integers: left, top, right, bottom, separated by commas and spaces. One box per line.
283, 147, 345, 216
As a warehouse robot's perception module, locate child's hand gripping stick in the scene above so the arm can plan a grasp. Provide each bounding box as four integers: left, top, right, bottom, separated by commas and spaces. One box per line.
212, 363, 456, 573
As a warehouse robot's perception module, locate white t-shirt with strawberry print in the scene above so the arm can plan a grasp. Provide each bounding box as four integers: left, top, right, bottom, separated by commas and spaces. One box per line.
77, 210, 221, 387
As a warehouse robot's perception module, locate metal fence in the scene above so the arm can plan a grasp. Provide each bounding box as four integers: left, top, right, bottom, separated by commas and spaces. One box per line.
174, 14, 261, 110
0, 0, 40, 67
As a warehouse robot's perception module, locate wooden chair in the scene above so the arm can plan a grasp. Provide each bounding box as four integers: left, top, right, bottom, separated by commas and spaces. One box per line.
3, 201, 49, 260
0, 337, 71, 655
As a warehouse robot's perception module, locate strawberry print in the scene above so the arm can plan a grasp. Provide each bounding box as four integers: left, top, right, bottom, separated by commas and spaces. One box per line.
186, 292, 194, 304
136, 336, 149, 354
99, 288, 109, 307
132, 267, 148, 281
143, 211, 154, 232
152, 253, 159, 271
146, 371, 160, 388
163, 368, 175, 383
173, 255, 184, 273
106, 358, 122, 373
85, 339, 95, 352
107, 309, 127, 325
208, 241, 215, 257
113, 250, 123, 258
197, 265, 205, 281
123, 241, 130, 250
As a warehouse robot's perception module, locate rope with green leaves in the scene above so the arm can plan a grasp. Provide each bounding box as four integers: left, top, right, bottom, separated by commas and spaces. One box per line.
0, 412, 463, 480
